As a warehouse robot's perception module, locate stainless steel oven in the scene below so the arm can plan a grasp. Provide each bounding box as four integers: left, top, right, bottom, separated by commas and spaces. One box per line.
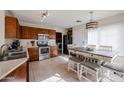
39, 46, 50, 61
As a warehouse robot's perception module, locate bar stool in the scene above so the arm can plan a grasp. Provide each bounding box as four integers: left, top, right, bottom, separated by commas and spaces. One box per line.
79, 56, 102, 82
68, 56, 82, 78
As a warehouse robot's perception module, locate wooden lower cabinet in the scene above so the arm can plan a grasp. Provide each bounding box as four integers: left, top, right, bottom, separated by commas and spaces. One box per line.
50, 46, 58, 57
0, 62, 28, 82
28, 47, 39, 62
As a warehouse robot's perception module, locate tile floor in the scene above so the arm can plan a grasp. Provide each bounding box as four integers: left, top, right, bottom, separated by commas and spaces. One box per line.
29, 55, 124, 82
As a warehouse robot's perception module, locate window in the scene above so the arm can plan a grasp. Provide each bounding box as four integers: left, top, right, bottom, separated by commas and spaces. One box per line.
88, 22, 124, 56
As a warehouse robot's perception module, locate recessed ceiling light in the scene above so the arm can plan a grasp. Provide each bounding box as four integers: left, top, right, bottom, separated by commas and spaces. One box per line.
75, 20, 82, 23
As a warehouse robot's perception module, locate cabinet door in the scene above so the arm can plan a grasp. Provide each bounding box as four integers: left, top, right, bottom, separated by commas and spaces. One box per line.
37, 28, 48, 35
30, 27, 37, 39
20, 26, 56, 39
28, 47, 39, 62
42, 29, 49, 34
5, 16, 19, 38
0, 62, 28, 82
16, 23, 21, 38
21, 26, 29, 39
50, 46, 58, 57
48, 30, 56, 39
21, 26, 38, 39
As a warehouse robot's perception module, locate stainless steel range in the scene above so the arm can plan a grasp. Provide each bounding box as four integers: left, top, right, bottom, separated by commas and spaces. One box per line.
39, 46, 50, 61
37, 34, 50, 61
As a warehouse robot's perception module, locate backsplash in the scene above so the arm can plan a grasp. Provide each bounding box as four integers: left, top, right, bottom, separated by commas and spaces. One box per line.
48, 39, 56, 46
5, 39, 37, 50
5, 39, 56, 50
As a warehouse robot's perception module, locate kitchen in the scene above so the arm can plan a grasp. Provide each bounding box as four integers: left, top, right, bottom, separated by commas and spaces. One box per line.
0, 10, 124, 82
0, 10, 64, 82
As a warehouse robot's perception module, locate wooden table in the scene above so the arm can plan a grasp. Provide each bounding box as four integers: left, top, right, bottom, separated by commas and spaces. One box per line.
68, 47, 118, 81
69, 47, 118, 63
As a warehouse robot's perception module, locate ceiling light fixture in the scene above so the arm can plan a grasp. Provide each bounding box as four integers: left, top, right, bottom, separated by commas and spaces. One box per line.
75, 20, 82, 23
86, 11, 98, 29
41, 10, 49, 22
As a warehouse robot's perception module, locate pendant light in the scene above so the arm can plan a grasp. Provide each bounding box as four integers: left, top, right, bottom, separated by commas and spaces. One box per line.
86, 11, 98, 29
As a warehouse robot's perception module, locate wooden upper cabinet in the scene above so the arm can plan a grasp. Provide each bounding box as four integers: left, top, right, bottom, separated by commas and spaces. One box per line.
21, 26, 38, 39
48, 30, 56, 39
20, 26, 29, 39
5, 16, 20, 38
37, 28, 48, 35
20, 26, 56, 39
29, 27, 37, 39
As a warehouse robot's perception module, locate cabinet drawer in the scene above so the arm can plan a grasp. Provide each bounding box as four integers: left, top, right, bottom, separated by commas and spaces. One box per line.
50, 46, 58, 57
28, 47, 39, 62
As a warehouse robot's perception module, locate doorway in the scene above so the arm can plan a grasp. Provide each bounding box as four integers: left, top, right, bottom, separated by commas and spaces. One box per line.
56, 32, 62, 55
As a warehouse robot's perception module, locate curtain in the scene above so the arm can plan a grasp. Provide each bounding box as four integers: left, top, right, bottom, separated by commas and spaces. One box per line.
88, 22, 124, 56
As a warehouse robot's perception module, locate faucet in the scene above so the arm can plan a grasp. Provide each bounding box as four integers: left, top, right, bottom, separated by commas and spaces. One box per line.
0, 44, 9, 59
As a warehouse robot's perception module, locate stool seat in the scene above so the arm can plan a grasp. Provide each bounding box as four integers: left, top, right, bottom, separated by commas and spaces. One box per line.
81, 62, 100, 71
69, 57, 82, 63
68, 57, 82, 77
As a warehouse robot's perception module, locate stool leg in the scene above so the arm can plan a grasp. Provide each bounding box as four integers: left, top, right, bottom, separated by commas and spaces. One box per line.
85, 70, 88, 76
101, 67, 104, 82
79, 66, 83, 81
77, 64, 80, 79
96, 70, 100, 82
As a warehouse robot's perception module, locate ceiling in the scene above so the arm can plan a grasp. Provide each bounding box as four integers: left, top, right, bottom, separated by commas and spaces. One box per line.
10, 10, 124, 28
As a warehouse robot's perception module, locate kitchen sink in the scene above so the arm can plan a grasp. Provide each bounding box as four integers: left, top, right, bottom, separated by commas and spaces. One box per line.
8, 51, 26, 56
0, 51, 27, 62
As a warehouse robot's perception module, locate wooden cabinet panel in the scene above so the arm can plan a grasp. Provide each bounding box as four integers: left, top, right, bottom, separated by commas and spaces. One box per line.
50, 46, 58, 57
5, 16, 56, 39
37, 28, 48, 35
20, 26, 56, 39
21, 26, 38, 39
28, 47, 39, 62
30, 27, 37, 39
21, 26, 29, 39
5, 16, 20, 38
48, 30, 56, 39
0, 62, 28, 82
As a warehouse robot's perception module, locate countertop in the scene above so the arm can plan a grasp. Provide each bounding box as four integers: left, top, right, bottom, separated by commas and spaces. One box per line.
0, 57, 28, 80
69, 47, 118, 58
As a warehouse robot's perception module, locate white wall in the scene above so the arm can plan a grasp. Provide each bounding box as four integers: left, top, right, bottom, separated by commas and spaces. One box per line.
0, 10, 5, 47
72, 13, 124, 47
72, 24, 87, 47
